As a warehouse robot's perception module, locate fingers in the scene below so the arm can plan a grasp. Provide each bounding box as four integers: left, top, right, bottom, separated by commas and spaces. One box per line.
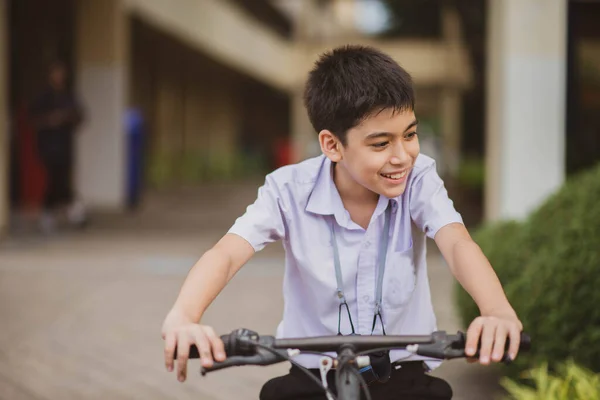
466, 316, 523, 365
164, 332, 177, 372
478, 323, 496, 365
491, 325, 507, 363
507, 326, 521, 361
465, 318, 483, 358
194, 329, 214, 368
163, 323, 227, 383
204, 326, 227, 362
176, 334, 190, 382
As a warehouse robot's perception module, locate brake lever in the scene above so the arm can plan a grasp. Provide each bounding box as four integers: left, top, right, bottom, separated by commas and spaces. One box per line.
200, 346, 288, 375
411, 331, 464, 359
413, 331, 503, 361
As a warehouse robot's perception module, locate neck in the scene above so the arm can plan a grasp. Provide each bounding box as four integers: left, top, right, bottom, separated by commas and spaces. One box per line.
333, 162, 378, 207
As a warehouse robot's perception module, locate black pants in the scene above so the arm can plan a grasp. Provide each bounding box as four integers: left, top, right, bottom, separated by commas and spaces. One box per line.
260, 361, 453, 400
40, 151, 74, 211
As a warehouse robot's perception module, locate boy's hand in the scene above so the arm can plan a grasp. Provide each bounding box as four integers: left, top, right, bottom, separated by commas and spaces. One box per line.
464, 315, 523, 365
162, 309, 226, 382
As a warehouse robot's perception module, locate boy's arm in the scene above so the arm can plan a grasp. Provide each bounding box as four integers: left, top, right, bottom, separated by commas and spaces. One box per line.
162, 233, 254, 381
170, 233, 255, 322
163, 173, 286, 382
408, 158, 522, 365
434, 223, 523, 364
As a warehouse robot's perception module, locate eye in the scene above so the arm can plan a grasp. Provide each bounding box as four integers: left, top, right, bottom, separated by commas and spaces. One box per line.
371, 141, 389, 148
405, 131, 418, 139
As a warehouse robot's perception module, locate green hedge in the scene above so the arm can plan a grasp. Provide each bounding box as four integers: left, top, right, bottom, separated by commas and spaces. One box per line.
455, 163, 600, 375
147, 149, 268, 188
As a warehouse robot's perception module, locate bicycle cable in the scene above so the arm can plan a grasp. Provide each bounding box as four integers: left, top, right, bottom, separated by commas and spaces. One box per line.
356, 347, 401, 356
252, 342, 339, 400
335, 358, 373, 400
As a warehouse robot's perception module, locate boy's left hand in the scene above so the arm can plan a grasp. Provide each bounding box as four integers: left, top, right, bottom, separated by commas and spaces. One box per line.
464, 315, 523, 365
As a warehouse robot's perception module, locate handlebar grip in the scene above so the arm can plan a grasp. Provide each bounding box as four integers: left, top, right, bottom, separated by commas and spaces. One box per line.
187, 345, 199, 359
520, 333, 531, 351
200, 348, 287, 375
174, 334, 232, 360
463, 332, 531, 352
199, 356, 247, 375
473, 332, 532, 363
472, 332, 531, 354
416, 331, 531, 360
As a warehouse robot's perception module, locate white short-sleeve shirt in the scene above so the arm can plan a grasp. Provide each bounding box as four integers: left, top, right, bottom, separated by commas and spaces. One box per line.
228, 154, 463, 368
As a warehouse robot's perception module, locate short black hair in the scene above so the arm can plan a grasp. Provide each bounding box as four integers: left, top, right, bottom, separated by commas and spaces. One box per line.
303, 45, 414, 145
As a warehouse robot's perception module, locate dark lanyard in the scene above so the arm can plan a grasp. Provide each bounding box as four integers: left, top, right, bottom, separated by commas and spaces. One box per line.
330, 203, 392, 336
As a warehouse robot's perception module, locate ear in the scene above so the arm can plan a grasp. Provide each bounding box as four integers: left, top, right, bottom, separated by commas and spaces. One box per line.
318, 130, 343, 163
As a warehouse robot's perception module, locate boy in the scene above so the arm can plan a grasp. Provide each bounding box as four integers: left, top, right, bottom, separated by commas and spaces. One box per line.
162, 45, 523, 399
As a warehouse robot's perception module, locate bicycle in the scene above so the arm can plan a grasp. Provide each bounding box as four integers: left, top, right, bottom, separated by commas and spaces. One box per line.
175, 328, 531, 400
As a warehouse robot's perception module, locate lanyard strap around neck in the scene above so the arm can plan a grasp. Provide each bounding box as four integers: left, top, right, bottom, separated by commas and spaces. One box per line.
375, 203, 392, 316
330, 202, 392, 334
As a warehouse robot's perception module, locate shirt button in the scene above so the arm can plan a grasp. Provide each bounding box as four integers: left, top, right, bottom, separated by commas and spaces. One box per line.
363, 295, 370, 302
364, 241, 371, 248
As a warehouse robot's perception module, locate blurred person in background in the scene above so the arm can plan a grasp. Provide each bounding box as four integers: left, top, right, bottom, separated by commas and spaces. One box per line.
30, 60, 88, 233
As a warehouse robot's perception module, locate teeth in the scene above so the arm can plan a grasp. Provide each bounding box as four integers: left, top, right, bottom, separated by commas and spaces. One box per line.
381, 171, 407, 179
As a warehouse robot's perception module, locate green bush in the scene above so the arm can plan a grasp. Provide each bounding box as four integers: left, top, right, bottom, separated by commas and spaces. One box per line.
455, 163, 600, 375
456, 156, 486, 190
501, 360, 600, 400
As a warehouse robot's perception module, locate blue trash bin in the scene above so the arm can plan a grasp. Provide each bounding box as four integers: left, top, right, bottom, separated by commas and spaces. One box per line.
125, 108, 145, 209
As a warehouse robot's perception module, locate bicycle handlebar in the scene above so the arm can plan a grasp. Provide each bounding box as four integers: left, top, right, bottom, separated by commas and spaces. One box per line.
175, 328, 531, 375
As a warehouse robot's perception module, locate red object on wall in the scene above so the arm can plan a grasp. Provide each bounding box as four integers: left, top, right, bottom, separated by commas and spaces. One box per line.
16, 103, 46, 210
274, 137, 292, 168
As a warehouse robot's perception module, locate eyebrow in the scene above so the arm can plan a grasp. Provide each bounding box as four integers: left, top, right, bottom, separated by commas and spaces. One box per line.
364, 119, 419, 140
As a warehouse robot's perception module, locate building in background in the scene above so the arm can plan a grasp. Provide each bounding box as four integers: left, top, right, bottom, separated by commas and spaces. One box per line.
0, 0, 598, 237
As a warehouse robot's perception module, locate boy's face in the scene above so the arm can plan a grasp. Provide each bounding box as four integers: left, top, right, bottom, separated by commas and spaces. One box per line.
320, 108, 420, 199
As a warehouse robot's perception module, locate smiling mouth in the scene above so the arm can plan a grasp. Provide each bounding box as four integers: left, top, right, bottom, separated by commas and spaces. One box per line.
380, 170, 408, 180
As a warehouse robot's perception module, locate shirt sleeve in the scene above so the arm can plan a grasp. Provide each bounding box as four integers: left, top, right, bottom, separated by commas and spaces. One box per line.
227, 174, 287, 251
409, 161, 463, 239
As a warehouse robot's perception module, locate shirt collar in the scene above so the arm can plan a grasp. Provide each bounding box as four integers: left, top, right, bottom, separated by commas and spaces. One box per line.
305, 156, 341, 217
306, 156, 400, 229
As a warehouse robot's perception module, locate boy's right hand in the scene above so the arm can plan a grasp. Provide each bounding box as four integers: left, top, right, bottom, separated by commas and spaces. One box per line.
162, 310, 226, 382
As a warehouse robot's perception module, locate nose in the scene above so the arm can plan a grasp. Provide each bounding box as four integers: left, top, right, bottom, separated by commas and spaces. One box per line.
389, 141, 411, 165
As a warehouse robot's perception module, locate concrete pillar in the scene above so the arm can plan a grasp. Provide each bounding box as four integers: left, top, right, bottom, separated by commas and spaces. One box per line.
0, 0, 7, 237
440, 6, 464, 177
440, 88, 462, 177
290, 0, 321, 162
485, 0, 567, 221
75, 0, 128, 208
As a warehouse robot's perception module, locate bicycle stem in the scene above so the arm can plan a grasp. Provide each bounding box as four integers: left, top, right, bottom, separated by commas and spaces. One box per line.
336, 345, 362, 400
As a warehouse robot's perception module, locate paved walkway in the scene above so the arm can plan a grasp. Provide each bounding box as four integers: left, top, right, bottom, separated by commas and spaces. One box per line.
0, 184, 506, 399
